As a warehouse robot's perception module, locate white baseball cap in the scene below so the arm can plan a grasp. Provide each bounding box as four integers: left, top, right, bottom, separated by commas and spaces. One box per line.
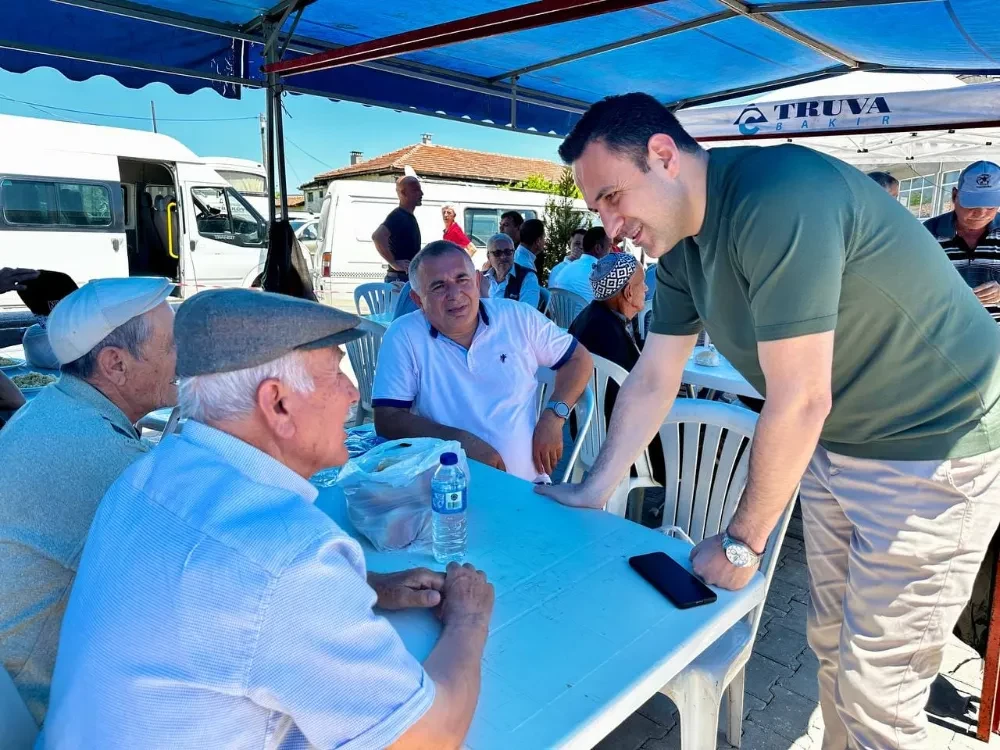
957, 161, 1000, 209
47, 277, 174, 365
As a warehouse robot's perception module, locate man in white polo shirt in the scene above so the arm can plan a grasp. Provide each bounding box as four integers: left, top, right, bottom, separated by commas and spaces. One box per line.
372, 240, 592, 483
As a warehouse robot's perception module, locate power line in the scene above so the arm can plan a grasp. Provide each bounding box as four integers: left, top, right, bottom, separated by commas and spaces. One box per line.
284, 134, 336, 170
0, 93, 258, 123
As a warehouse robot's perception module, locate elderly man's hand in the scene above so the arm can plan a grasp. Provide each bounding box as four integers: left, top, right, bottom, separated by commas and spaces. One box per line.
975, 281, 1000, 307
0, 267, 40, 295
439, 562, 494, 630
532, 411, 565, 476
690, 534, 757, 591
368, 568, 445, 610
462, 435, 506, 472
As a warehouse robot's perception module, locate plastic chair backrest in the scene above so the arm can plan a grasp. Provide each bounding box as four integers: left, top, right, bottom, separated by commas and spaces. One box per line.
353, 283, 395, 317
0, 666, 37, 749
583, 355, 630, 470
654, 398, 796, 636
345, 320, 385, 412
537, 286, 551, 314
547, 289, 588, 328
534, 368, 595, 484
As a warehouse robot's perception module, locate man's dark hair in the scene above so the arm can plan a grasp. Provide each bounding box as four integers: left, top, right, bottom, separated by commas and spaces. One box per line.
558, 92, 701, 170
571, 228, 587, 238
500, 210, 524, 228
519, 219, 545, 248
582, 226, 608, 257
867, 171, 899, 190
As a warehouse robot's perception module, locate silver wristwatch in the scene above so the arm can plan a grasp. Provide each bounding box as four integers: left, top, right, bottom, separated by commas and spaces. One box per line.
722, 531, 763, 569
545, 400, 571, 420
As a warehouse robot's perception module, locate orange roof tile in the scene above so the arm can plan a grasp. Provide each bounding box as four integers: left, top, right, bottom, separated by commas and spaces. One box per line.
306, 143, 565, 186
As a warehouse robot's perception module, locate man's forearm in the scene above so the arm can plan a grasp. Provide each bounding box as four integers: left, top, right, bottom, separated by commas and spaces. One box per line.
391, 621, 487, 750
727, 397, 828, 552
375, 408, 470, 444
550, 345, 591, 407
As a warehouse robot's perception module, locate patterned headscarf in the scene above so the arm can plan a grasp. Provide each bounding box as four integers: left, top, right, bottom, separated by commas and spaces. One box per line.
590, 253, 638, 301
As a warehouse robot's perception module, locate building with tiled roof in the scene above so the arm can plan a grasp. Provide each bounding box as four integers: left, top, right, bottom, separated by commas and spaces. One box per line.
299, 135, 564, 212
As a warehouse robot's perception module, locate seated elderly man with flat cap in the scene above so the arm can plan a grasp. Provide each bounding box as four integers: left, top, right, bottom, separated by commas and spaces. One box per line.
0, 277, 177, 724
41, 289, 494, 750
373, 240, 593, 482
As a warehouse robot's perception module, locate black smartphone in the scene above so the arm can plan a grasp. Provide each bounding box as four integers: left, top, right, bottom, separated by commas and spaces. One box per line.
629, 551, 718, 609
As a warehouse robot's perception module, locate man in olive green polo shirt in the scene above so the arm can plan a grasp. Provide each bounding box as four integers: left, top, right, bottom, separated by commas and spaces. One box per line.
539, 93, 1000, 750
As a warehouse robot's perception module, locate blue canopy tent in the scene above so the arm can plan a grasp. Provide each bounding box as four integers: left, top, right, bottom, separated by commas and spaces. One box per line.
3, 0, 998, 215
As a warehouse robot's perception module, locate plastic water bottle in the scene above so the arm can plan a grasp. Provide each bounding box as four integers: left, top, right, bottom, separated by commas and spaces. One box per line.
432, 452, 467, 563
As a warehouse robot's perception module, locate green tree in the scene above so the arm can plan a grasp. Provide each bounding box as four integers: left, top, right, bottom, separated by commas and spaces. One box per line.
507, 168, 589, 283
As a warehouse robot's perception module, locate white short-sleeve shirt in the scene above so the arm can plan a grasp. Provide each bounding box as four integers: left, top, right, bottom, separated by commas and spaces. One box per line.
372, 299, 578, 483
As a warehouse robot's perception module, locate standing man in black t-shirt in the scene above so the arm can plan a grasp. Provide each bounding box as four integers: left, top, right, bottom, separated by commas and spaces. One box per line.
372, 176, 423, 282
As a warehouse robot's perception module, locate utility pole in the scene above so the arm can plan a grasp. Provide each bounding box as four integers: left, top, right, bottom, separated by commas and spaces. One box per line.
150, 100, 158, 133
259, 112, 269, 201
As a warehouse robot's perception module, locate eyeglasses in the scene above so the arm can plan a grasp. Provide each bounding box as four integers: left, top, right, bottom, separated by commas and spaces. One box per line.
489, 249, 514, 257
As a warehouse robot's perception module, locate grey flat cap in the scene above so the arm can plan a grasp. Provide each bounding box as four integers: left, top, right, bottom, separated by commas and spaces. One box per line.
175, 289, 365, 377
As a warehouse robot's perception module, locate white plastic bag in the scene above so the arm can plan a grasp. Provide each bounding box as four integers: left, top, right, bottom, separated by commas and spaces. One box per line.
337, 438, 468, 552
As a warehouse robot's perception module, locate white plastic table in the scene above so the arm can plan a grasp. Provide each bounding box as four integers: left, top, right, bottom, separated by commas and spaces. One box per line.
315, 462, 765, 749
683, 346, 762, 400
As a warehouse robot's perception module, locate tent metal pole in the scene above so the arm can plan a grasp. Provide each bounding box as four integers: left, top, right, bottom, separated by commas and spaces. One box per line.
264, 24, 277, 225
274, 90, 289, 221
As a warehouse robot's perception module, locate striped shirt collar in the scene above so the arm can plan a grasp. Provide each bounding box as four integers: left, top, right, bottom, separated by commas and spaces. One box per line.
180, 420, 319, 503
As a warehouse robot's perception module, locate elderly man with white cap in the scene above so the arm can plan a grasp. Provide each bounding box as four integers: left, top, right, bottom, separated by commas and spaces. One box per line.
41, 288, 494, 749
0, 276, 176, 723
925, 160, 1000, 319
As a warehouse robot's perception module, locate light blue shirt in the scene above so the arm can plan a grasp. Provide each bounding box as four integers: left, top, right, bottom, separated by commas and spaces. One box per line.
514, 244, 537, 272
485, 266, 540, 310
0, 374, 149, 724
41, 421, 434, 749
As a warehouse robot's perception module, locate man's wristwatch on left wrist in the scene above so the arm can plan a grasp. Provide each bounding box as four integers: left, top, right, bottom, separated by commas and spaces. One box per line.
722, 531, 764, 569
545, 400, 571, 420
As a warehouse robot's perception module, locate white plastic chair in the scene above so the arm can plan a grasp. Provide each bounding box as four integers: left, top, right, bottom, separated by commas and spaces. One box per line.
1, 666, 38, 749
534, 368, 595, 484
546, 289, 588, 329
573, 357, 655, 519
606, 399, 797, 749
353, 282, 395, 317
345, 320, 385, 426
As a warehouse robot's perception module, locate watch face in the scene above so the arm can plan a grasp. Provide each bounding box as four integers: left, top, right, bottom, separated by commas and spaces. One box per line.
725, 541, 753, 568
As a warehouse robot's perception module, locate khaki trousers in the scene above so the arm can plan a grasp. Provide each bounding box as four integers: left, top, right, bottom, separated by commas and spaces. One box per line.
800, 445, 1000, 750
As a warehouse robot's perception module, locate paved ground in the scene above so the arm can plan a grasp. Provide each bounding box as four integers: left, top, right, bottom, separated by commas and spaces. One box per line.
593, 505, 1000, 750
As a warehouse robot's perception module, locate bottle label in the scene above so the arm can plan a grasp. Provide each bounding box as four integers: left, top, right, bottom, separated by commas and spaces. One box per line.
433, 488, 467, 515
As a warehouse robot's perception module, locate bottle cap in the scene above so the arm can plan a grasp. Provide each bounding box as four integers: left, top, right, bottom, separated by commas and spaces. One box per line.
440, 452, 458, 466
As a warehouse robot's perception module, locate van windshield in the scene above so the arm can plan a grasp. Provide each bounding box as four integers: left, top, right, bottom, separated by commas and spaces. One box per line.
217, 170, 266, 197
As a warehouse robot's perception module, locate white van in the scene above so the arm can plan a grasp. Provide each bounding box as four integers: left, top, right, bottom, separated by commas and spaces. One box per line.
314, 179, 591, 298
0, 115, 269, 308
203, 156, 317, 222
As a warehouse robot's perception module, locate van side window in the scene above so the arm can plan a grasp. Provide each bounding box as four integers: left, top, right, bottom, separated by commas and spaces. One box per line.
191, 187, 265, 247
462, 208, 538, 247
1, 179, 112, 228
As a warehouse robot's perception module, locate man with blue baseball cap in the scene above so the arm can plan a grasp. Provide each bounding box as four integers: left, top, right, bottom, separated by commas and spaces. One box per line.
925, 160, 1000, 318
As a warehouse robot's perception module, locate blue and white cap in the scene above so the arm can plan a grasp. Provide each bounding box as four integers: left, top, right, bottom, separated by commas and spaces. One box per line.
957, 161, 1000, 209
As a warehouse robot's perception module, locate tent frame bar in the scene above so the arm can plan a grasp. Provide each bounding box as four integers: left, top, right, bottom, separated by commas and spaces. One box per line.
488, 0, 932, 83
262, 0, 661, 76
716, 0, 858, 67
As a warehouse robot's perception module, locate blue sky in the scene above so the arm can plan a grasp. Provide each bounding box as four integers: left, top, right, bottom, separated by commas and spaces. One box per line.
0, 67, 564, 192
